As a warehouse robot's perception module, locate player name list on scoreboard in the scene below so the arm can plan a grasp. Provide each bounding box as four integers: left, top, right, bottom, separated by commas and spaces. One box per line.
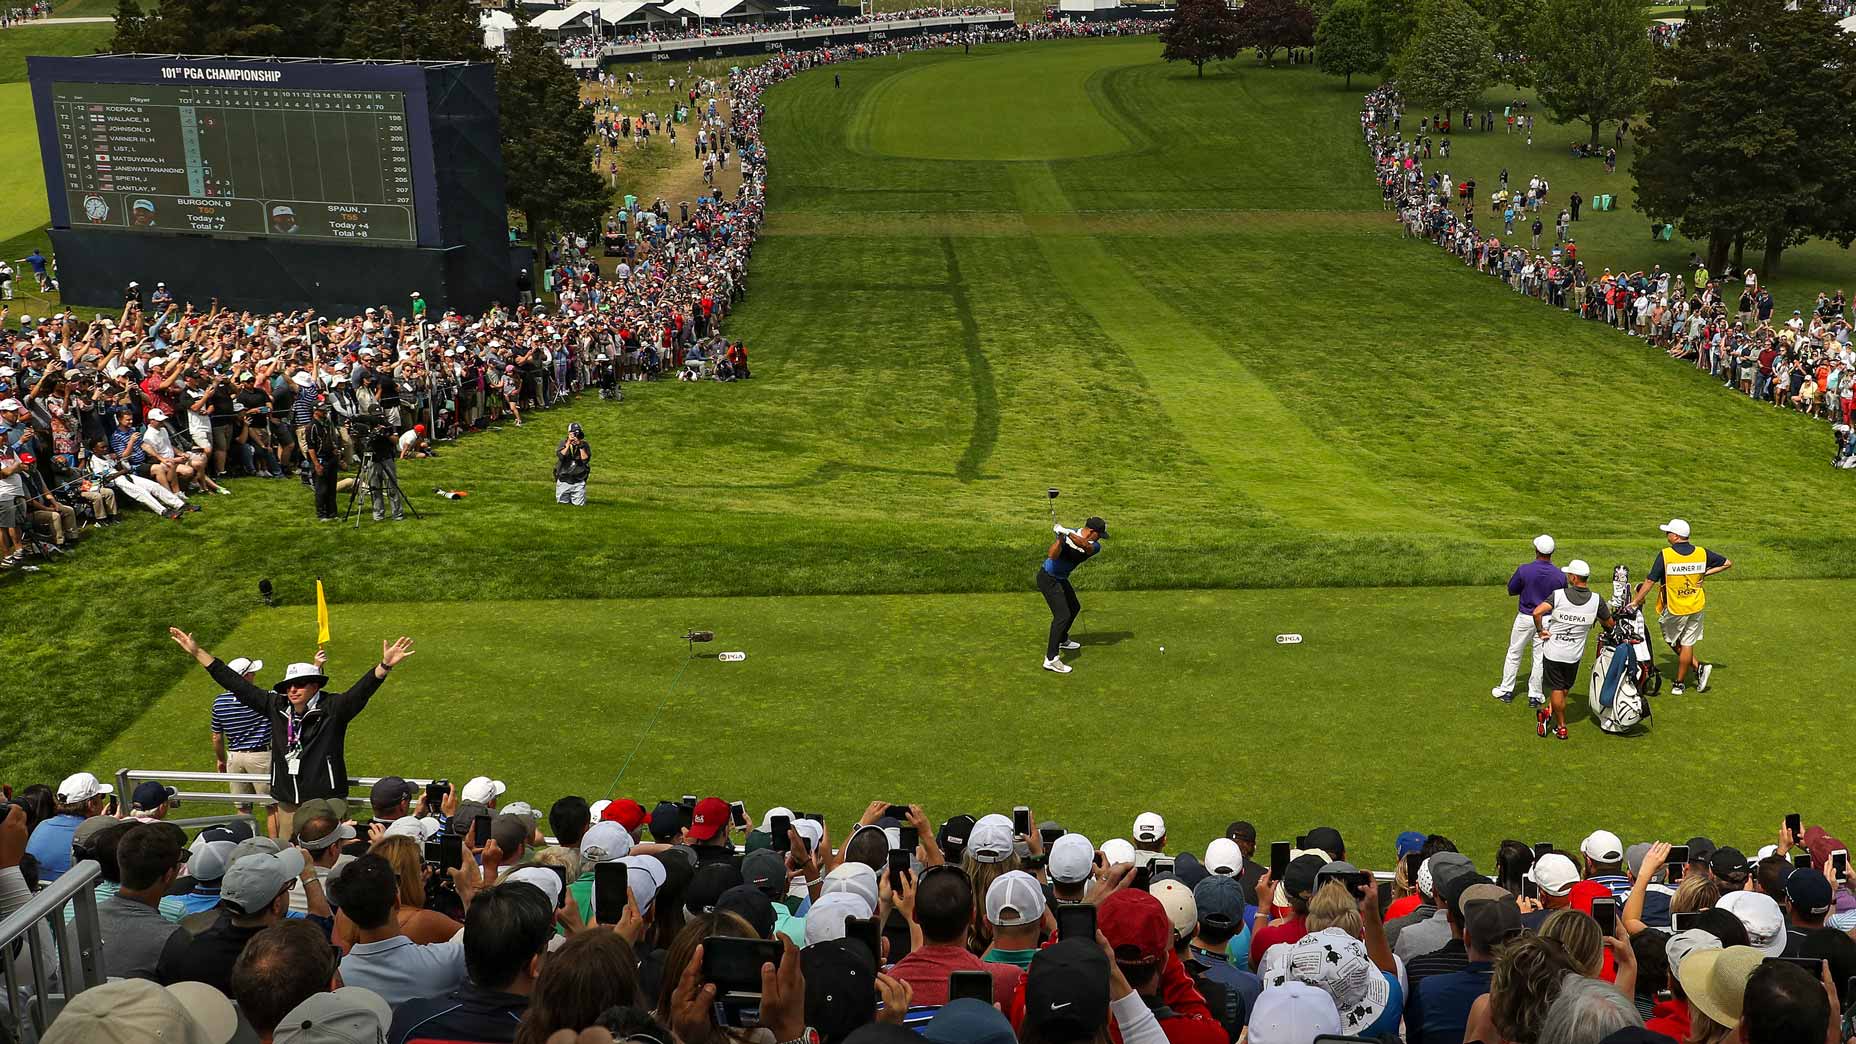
50, 82, 417, 243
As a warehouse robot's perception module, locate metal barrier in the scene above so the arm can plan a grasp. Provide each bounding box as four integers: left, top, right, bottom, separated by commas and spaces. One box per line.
114, 769, 443, 818
0, 860, 102, 1040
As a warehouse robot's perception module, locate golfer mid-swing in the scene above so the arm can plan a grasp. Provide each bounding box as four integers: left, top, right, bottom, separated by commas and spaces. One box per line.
1039, 516, 1106, 674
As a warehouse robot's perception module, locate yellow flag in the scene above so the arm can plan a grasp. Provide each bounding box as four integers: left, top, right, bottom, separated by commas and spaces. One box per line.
315, 579, 330, 646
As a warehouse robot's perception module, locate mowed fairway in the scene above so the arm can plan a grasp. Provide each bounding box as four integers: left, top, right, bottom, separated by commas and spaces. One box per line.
30, 40, 1856, 865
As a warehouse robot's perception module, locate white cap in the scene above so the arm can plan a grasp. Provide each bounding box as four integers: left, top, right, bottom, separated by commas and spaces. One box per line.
1149, 878, 1197, 941
1534, 534, 1555, 555
1132, 812, 1166, 844
1580, 830, 1624, 863
0, 398, 17, 413
226, 657, 263, 676
803, 892, 872, 947
822, 862, 879, 911
1527, 853, 1580, 897
460, 776, 506, 804
1665, 928, 1723, 978
502, 801, 541, 820
146, 408, 168, 422
56, 772, 112, 804
968, 815, 1015, 863
1564, 559, 1591, 577
1204, 837, 1243, 876
757, 807, 795, 834
1717, 890, 1786, 956
291, 371, 315, 388
272, 987, 392, 1044
985, 870, 1047, 927
1048, 833, 1096, 884
1247, 981, 1344, 1044
383, 816, 441, 843
618, 855, 667, 912
579, 821, 634, 863
1659, 518, 1692, 539
505, 865, 564, 908
186, 840, 239, 882
588, 800, 611, 821
1101, 838, 1137, 866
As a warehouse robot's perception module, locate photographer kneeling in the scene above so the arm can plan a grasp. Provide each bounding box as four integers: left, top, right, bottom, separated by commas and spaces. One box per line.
556, 423, 590, 506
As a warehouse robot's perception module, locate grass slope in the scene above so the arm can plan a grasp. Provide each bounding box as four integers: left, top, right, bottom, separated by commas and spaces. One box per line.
8, 42, 1853, 854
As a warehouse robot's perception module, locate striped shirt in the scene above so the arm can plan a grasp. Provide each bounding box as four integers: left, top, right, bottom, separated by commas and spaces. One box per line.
211, 692, 271, 751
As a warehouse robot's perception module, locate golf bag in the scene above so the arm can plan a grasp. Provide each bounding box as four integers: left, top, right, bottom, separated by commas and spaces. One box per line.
1834, 424, 1856, 469
1589, 565, 1661, 734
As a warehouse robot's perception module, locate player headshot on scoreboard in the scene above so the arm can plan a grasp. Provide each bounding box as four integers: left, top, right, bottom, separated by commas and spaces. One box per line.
130, 199, 156, 227
270, 205, 299, 234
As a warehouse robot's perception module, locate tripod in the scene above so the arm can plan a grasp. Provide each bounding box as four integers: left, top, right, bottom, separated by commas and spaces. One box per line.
340, 444, 420, 527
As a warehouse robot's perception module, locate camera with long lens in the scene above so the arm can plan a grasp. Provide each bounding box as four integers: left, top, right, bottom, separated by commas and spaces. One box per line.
345, 413, 397, 459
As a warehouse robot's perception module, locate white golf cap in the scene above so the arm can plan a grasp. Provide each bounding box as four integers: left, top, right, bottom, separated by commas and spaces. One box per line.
967, 816, 1016, 863
502, 800, 541, 820
1534, 534, 1555, 555
588, 800, 611, 821
1101, 838, 1137, 866
1717, 890, 1787, 956
56, 772, 112, 804
1581, 830, 1624, 863
1048, 833, 1096, 884
505, 865, 564, 908
1204, 837, 1243, 876
1660, 518, 1692, 538
383, 816, 441, 843
1149, 878, 1197, 941
225, 657, 263, 675
757, 806, 795, 834
803, 892, 872, 947
1133, 812, 1166, 843
1526, 854, 1580, 897
985, 870, 1046, 927
460, 776, 506, 803
1564, 559, 1591, 577
822, 862, 879, 911
618, 855, 667, 912
146, 408, 168, 422
579, 821, 633, 863
1247, 981, 1344, 1044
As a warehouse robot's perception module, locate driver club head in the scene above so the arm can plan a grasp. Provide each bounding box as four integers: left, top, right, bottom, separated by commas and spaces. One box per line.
1047, 487, 1060, 499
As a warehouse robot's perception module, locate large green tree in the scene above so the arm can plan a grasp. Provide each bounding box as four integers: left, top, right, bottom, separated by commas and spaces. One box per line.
116, 0, 353, 56
1231, 0, 1316, 66
496, 26, 612, 263
1364, 0, 1420, 64
1472, 0, 1541, 83
1395, 0, 1494, 112
1529, 0, 1649, 146
1631, 0, 1856, 274
343, 0, 488, 62
1315, 0, 1385, 88
1160, 0, 1242, 77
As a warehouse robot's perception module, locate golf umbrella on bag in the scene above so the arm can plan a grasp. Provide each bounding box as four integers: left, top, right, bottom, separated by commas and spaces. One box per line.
1589, 565, 1661, 734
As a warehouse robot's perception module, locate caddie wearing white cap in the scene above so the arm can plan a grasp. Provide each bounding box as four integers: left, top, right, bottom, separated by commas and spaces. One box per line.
1493, 534, 1566, 705
1531, 560, 1613, 740
1628, 518, 1731, 696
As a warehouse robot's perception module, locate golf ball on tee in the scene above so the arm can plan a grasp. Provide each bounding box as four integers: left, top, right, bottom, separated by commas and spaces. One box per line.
1159, 646, 1165, 652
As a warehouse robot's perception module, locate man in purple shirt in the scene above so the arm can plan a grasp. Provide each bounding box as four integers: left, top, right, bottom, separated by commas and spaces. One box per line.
1492, 535, 1565, 706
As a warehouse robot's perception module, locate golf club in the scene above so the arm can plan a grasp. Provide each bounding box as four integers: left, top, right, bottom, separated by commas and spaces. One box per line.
1047, 487, 1060, 528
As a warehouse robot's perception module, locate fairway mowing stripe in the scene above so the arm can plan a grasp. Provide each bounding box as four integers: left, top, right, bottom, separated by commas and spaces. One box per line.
941, 237, 999, 482
1004, 161, 1464, 535
761, 210, 1384, 238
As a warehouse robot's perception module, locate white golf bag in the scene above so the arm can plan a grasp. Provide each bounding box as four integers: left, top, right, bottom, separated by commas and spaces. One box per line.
1589, 565, 1660, 734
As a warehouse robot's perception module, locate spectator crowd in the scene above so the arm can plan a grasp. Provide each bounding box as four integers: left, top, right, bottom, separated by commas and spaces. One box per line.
546, 8, 1014, 58
1363, 86, 1856, 463
4, 765, 1853, 1044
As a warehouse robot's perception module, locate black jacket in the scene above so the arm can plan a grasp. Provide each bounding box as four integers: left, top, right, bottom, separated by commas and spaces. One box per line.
388, 983, 527, 1043
207, 657, 385, 804
554, 439, 590, 483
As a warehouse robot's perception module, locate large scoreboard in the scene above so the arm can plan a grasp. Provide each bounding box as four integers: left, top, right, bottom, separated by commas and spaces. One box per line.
29, 56, 513, 313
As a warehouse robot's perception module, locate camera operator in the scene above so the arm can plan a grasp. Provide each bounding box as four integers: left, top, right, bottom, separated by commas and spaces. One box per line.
555, 422, 591, 506
304, 399, 340, 522
346, 416, 406, 522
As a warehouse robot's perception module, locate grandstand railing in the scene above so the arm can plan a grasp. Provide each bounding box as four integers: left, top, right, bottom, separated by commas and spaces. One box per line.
560, 12, 1015, 66
0, 860, 102, 1040
114, 768, 445, 818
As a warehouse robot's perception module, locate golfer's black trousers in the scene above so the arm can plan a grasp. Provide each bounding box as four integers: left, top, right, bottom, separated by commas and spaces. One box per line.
1036, 569, 1080, 659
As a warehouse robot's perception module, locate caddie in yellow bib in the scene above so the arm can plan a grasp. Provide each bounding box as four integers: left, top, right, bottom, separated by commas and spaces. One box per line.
1630, 518, 1732, 696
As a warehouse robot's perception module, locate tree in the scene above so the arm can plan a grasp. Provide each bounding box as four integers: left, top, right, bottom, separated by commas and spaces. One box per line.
496, 27, 612, 273
110, 0, 150, 51
344, 0, 488, 62
1395, 0, 1494, 113
1631, 0, 1856, 274
1472, 0, 1541, 83
1160, 0, 1241, 78
1315, 0, 1384, 88
1363, 0, 1419, 62
1530, 0, 1649, 146
1232, 0, 1316, 66
121, 0, 352, 56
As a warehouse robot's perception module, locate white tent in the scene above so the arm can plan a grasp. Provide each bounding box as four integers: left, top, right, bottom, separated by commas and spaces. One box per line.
480, 9, 518, 48
1840, 13, 1856, 33
533, 0, 658, 31
658, 0, 748, 20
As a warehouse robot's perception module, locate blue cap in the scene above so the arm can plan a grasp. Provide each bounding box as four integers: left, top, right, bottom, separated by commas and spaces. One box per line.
1396, 831, 1426, 857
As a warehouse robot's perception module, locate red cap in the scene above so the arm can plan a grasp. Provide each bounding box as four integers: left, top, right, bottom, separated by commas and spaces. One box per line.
601, 798, 646, 832
1098, 889, 1170, 964
1566, 879, 1612, 914
688, 797, 730, 841
414, 424, 426, 434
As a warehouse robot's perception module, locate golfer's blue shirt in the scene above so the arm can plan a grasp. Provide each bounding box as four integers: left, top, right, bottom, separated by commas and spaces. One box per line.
1042, 535, 1098, 580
